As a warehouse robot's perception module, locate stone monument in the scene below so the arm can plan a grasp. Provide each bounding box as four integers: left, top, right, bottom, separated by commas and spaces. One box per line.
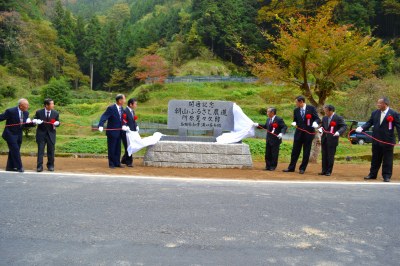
143, 100, 253, 168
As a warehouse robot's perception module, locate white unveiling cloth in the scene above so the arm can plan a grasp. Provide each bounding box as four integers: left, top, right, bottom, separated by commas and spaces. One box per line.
125, 103, 255, 154
126, 131, 163, 156
216, 103, 255, 144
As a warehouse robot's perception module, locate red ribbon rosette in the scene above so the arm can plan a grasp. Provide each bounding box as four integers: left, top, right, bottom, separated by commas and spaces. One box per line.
305, 114, 312, 126
134, 115, 138, 121
50, 118, 56, 124
122, 113, 127, 124
387, 115, 394, 130
330, 121, 336, 133
271, 122, 278, 133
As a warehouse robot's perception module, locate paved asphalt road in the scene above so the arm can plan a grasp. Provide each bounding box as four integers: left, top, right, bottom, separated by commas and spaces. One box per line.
0, 171, 399, 266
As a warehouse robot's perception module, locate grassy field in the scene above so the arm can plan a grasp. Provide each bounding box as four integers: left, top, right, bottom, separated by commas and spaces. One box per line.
0, 80, 392, 162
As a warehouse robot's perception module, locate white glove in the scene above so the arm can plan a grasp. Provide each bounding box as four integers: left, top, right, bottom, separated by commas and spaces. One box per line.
36, 119, 43, 125
318, 127, 323, 134
355, 127, 363, 133
32, 119, 38, 124
53, 121, 60, 126
333, 132, 340, 137
136, 126, 139, 132
291, 122, 297, 127
312, 121, 319, 128
122, 125, 129, 132
98, 126, 103, 132
253, 123, 259, 127
277, 133, 283, 139
26, 118, 32, 123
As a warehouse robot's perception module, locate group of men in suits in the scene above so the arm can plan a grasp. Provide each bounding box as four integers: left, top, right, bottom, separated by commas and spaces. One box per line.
0, 98, 60, 172
2, 95, 399, 182
98, 94, 138, 168
257, 95, 400, 182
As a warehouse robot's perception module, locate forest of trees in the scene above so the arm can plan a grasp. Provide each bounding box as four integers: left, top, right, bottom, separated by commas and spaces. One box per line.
1, 0, 399, 91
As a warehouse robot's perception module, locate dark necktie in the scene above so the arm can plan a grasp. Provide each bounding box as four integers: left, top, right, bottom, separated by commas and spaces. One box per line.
301, 109, 305, 119
46, 111, 50, 121
20, 111, 23, 127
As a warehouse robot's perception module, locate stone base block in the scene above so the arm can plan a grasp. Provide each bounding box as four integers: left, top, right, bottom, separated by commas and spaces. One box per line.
143, 141, 253, 169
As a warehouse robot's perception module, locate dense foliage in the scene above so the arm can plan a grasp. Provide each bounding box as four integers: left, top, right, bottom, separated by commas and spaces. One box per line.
0, 0, 399, 91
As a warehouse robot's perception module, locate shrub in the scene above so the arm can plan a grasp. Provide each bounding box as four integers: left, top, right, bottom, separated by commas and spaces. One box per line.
41, 77, 72, 106
0, 85, 16, 98
137, 88, 150, 103
147, 83, 164, 91
259, 107, 267, 115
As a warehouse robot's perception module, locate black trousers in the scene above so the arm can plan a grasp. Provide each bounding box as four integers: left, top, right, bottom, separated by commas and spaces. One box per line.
6, 135, 23, 170
37, 134, 55, 168
265, 141, 280, 169
107, 135, 122, 167
321, 142, 337, 174
370, 143, 394, 179
288, 137, 313, 171
121, 132, 133, 165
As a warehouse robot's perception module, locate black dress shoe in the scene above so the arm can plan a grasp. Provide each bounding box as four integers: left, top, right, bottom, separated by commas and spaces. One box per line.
268, 168, 276, 171
325, 173, 331, 176
37, 166, 43, 172
264, 167, 270, 171
48, 167, 54, 172
126, 164, 133, 167
17, 168, 24, 173
283, 169, 294, 172
6, 168, 16, 172
318, 172, 326, 175
364, 175, 377, 180
299, 170, 305, 174
383, 178, 390, 182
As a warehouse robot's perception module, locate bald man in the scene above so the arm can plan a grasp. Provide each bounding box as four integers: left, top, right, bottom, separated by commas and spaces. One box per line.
0, 99, 34, 172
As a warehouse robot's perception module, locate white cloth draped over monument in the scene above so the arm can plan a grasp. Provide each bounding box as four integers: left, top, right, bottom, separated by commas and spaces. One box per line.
126, 131, 163, 156
125, 102, 255, 154
215, 103, 255, 144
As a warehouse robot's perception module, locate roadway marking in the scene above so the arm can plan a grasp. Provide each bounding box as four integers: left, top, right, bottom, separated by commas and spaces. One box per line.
1, 170, 399, 186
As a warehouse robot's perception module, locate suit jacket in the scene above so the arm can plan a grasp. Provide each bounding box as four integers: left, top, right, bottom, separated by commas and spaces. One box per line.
34, 109, 60, 144
260, 116, 287, 145
98, 104, 123, 137
321, 114, 347, 146
362, 108, 400, 144
123, 107, 137, 132
293, 104, 321, 141
0, 107, 31, 142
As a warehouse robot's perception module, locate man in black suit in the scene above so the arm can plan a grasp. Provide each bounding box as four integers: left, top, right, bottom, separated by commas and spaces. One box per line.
256, 107, 287, 171
121, 98, 138, 167
318, 105, 347, 176
356, 97, 400, 182
33, 98, 60, 172
98, 94, 126, 168
0, 98, 34, 172
283, 96, 321, 174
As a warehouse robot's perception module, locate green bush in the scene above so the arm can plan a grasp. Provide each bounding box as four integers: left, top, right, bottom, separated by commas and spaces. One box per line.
258, 107, 267, 115
147, 83, 164, 91
137, 88, 150, 103
0, 85, 16, 98
41, 77, 72, 106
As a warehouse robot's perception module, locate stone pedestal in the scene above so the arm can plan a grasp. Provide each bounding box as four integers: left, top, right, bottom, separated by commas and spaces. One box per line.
143, 141, 253, 169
